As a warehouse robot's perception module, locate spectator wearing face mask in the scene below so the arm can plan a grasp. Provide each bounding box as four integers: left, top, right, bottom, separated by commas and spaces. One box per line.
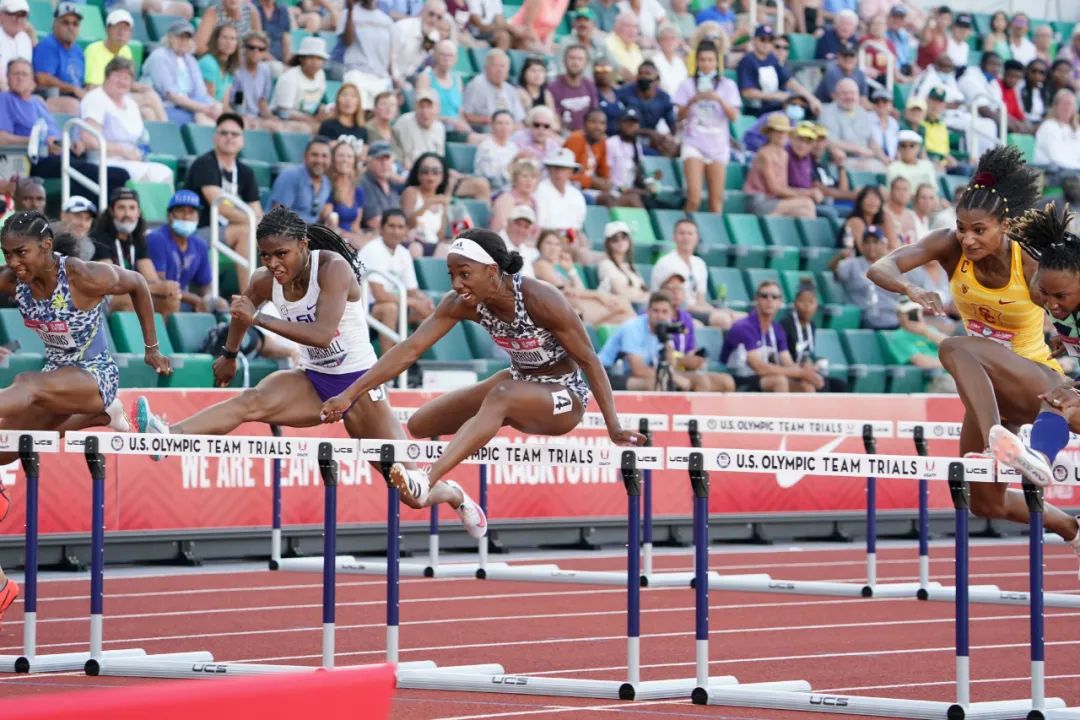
146, 190, 223, 313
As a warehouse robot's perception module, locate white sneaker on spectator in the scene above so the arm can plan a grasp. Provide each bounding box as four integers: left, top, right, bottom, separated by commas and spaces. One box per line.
442, 479, 487, 539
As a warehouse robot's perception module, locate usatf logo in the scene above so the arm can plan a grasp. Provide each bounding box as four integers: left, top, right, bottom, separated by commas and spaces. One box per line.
933, 425, 944, 437
1054, 465, 1069, 483
110, 435, 124, 452
707, 418, 718, 430
924, 461, 937, 475
407, 443, 421, 460
717, 451, 731, 469
297, 442, 309, 456
599, 449, 611, 462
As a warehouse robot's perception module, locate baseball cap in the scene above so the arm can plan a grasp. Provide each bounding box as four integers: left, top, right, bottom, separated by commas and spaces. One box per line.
754, 25, 774, 40
368, 140, 393, 158
813, 123, 828, 139
572, 7, 593, 21
106, 8, 133, 25
0, 0, 30, 14
509, 205, 536, 224
838, 41, 857, 56
604, 220, 631, 239
954, 13, 973, 28
415, 88, 438, 104
167, 189, 201, 211
897, 129, 922, 145
864, 225, 885, 241
109, 187, 139, 205
622, 107, 641, 122
927, 86, 948, 102
53, 1, 82, 18
870, 88, 891, 103
168, 20, 195, 36
63, 196, 97, 215
888, 4, 908, 16
794, 121, 818, 140
906, 96, 927, 111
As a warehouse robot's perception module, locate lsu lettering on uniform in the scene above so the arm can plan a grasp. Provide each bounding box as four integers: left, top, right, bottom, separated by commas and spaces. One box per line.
949, 241, 1061, 372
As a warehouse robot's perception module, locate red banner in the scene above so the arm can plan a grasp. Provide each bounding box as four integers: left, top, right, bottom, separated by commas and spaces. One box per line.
0, 389, 1073, 537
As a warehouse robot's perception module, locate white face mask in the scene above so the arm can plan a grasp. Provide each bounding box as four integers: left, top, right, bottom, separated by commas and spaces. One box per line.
115, 219, 138, 234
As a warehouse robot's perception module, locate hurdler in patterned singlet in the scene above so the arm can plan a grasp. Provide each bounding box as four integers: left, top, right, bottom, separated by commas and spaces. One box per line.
474, 272, 591, 406
15, 254, 119, 409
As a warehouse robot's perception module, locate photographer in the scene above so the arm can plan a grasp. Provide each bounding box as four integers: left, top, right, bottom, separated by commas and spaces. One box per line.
720, 280, 824, 393
658, 273, 735, 392
598, 292, 708, 391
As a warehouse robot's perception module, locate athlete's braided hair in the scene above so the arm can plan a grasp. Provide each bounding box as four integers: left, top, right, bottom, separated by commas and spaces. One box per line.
956, 145, 1041, 221
1010, 202, 1080, 272
1, 211, 54, 242
256, 205, 366, 284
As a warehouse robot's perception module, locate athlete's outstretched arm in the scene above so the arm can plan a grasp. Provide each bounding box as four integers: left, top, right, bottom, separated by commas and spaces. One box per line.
69, 259, 172, 375
528, 282, 645, 446
866, 228, 958, 315
320, 296, 462, 421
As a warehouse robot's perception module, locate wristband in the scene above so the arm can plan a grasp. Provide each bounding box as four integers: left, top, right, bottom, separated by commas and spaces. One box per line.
221, 348, 239, 360
144, 343, 159, 351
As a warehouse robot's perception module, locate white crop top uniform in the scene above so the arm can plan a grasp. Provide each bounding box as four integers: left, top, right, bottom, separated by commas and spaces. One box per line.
270, 250, 377, 373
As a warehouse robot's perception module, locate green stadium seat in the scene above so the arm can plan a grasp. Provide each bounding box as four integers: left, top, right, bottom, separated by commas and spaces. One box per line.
28, 0, 52, 34
822, 304, 862, 330
743, 268, 783, 301
146, 13, 187, 41
610, 207, 658, 245
0, 308, 46, 354
1007, 133, 1035, 164
688, 211, 732, 267
126, 181, 173, 225
730, 115, 756, 141
415, 257, 451, 292
695, 326, 725, 365
275, 132, 312, 164
445, 142, 477, 174
839, 329, 893, 393
456, 198, 489, 229
322, 79, 341, 105
0, 352, 46, 387
708, 267, 751, 308
722, 190, 748, 214
146, 121, 191, 163
110, 312, 215, 388
652, 209, 689, 245
130, 13, 150, 44
636, 263, 653, 285
584, 206, 611, 249
641, 156, 683, 206
816, 270, 849, 304
585, 324, 601, 350
454, 46, 475, 73
812, 328, 851, 387
77, 5, 106, 44
463, 320, 502, 359
797, 217, 835, 248
578, 263, 598, 289
240, 128, 282, 166
786, 32, 816, 61
182, 124, 215, 156
468, 47, 492, 73
893, 82, 911, 111
780, 270, 818, 300
723, 163, 746, 190
507, 49, 530, 79
167, 313, 217, 353
848, 170, 884, 190
940, 174, 968, 201
423, 323, 474, 362
757, 216, 801, 271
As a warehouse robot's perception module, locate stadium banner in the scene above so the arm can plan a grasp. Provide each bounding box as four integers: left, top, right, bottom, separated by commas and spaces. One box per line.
0, 389, 1070, 537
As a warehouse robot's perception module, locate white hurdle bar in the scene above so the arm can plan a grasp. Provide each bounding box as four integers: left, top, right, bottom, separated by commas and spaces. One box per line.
899, 421, 1080, 609
675, 448, 1066, 719
0, 431, 146, 674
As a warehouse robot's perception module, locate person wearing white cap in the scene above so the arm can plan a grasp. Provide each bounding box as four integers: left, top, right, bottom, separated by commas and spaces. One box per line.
596, 220, 648, 305
0, 0, 32, 93
84, 8, 168, 122
534, 148, 587, 241
885, 129, 938, 195
142, 21, 221, 125
499, 205, 538, 278
61, 196, 97, 239
269, 35, 328, 132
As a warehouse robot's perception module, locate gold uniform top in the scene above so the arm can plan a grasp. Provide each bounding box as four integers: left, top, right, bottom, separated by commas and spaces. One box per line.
949, 241, 1061, 372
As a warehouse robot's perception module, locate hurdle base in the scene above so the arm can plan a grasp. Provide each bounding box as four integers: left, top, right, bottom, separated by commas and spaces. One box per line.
0, 648, 146, 674
1037, 707, 1080, 719
476, 564, 627, 584
705, 574, 883, 598
87, 651, 215, 678
955, 699, 1066, 720
629, 678, 807, 701
921, 584, 1080, 609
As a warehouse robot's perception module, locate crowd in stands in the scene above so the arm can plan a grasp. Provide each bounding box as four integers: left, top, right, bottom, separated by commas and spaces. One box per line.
1, 0, 1079, 392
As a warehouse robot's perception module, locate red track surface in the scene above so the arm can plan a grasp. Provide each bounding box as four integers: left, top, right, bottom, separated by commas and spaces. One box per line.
2, 543, 1079, 719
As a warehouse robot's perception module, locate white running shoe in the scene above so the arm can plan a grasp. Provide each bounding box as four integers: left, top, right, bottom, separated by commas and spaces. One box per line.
105, 399, 130, 432
989, 424, 1053, 487
389, 463, 430, 506
443, 480, 488, 539
134, 396, 170, 461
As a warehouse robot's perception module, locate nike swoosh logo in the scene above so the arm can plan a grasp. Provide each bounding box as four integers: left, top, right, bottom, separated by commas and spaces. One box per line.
774, 435, 848, 488
998, 300, 1016, 305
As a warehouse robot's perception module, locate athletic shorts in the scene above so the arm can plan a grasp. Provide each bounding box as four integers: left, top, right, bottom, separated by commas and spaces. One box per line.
510, 367, 590, 412
305, 368, 368, 403
45, 353, 119, 410
680, 139, 730, 165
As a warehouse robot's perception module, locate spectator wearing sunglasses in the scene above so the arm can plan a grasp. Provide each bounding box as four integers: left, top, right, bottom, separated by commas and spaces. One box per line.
227, 31, 276, 128
511, 105, 562, 165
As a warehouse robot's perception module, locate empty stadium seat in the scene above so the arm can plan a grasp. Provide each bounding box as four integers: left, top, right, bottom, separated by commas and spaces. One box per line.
708, 267, 751, 309
126, 181, 173, 225
110, 312, 216, 388
414, 257, 451, 292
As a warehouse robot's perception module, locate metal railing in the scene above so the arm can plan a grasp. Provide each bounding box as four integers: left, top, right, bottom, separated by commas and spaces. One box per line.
966, 93, 1008, 153
61, 118, 107, 213
747, 0, 785, 35
209, 190, 258, 300
361, 268, 408, 389
858, 39, 895, 99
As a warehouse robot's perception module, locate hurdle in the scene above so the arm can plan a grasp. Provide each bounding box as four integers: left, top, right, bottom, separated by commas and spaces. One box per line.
0, 431, 145, 674
673, 446, 1067, 719
899, 421, 1080, 610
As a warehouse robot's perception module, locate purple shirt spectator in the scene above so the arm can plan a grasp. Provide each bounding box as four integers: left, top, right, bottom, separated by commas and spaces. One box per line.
548, 75, 598, 132
673, 75, 741, 163
0, 91, 59, 137
720, 311, 789, 377
787, 148, 815, 188
671, 307, 696, 355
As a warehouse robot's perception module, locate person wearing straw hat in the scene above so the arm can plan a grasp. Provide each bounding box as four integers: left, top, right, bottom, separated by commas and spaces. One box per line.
269, 35, 329, 132
742, 113, 816, 218
534, 148, 587, 243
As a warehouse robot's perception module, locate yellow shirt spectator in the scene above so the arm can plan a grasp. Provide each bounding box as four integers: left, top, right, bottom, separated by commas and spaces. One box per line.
605, 34, 644, 78
84, 42, 134, 86
920, 117, 949, 159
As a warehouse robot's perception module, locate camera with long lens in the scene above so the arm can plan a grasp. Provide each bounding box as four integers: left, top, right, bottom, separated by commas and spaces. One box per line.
654, 321, 687, 343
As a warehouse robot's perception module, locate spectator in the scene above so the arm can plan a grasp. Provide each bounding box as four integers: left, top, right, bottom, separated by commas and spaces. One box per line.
0, 0, 32, 94
269, 36, 329, 132
589, 0, 618, 33
880, 298, 950, 374
720, 280, 824, 392
360, 141, 402, 230
674, 40, 740, 214
982, 11, 1010, 56
809, 122, 857, 205
1059, 26, 1080, 85
652, 25, 688, 98
534, 149, 587, 238
818, 78, 887, 173
365, 90, 400, 148
1049, 59, 1074, 98
651, 218, 742, 329
269, 136, 331, 224
0, 59, 130, 199
392, 89, 446, 168
832, 225, 912, 329
596, 221, 648, 305
742, 95, 810, 152
616, 0, 666, 51
465, 0, 515, 49
884, 176, 919, 245
379, 0, 423, 21
11, 177, 44, 212
400, 152, 450, 256
840, 185, 898, 253
779, 281, 847, 392
861, 15, 907, 85
557, 9, 608, 75
60, 195, 96, 240
1034, 89, 1080, 180
32, 1, 84, 114
516, 56, 555, 113
1007, 13, 1036, 66
80, 58, 174, 184
919, 88, 969, 174
786, 120, 839, 221
868, 89, 899, 159
594, 59, 625, 135
737, 25, 820, 117
957, 51, 1002, 107
998, 59, 1036, 134
196, 0, 263, 56
146, 190, 220, 313
498, 205, 538, 276
915, 5, 950, 71
183, 112, 262, 287
549, 44, 598, 132
474, 110, 519, 193
338, 0, 394, 105
616, 60, 677, 157
606, 108, 657, 206
358, 209, 436, 352
462, 49, 525, 130
743, 113, 818, 218
489, 157, 540, 232
90, 187, 181, 315
84, 9, 167, 122
142, 22, 220, 125
885, 4, 915, 73
656, 272, 735, 391
944, 13, 972, 73
391, 0, 452, 84
911, 181, 936, 240
605, 12, 644, 82
415, 40, 474, 137
227, 31, 277, 129
598, 291, 695, 391
254, 0, 293, 68
694, 0, 735, 33
566, 108, 633, 206
507, 0, 571, 53
199, 24, 240, 103
325, 139, 366, 245
511, 105, 561, 164
815, 8, 858, 61
318, 82, 369, 145
813, 41, 868, 103
1021, 60, 1049, 124
886, 129, 937, 196
534, 229, 635, 324
296, 0, 340, 33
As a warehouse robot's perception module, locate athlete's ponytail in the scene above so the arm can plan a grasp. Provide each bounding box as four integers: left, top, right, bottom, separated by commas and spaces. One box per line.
456, 228, 524, 275
1011, 202, 1080, 272
306, 222, 367, 286
957, 145, 1041, 221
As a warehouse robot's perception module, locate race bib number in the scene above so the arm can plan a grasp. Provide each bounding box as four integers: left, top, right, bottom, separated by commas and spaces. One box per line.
25, 319, 76, 349
964, 320, 1014, 349
1059, 336, 1080, 359
368, 385, 386, 402
493, 336, 552, 367
552, 389, 574, 415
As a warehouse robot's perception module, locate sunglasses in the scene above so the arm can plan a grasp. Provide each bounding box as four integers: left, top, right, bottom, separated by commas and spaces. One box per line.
245, 44, 267, 51
758, 292, 782, 300
419, 166, 443, 174
774, 43, 790, 49
531, 123, 551, 129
